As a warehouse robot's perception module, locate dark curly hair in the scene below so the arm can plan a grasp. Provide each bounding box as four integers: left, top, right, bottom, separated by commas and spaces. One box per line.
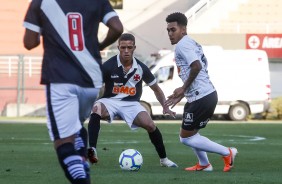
166, 12, 188, 26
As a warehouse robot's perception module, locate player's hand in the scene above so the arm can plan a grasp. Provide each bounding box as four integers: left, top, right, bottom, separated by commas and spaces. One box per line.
165, 87, 185, 108
162, 105, 176, 118
165, 95, 183, 108
171, 87, 185, 98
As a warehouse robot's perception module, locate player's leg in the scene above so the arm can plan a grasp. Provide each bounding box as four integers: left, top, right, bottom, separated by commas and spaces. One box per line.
179, 92, 216, 171
188, 147, 212, 171
133, 111, 166, 156
73, 87, 100, 180
134, 112, 178, 167
180, 131, 237, 171
120, 103, 165, 158
74, 127, 88, 160
87, 103, 103, 163
180, 91, 237, 172
55, 137, 91, 184
88, 99, 113, 164
46, 83, 89, 184
75, 87, 100, 160
74, 127, 91, 179
88, 103, 103, 148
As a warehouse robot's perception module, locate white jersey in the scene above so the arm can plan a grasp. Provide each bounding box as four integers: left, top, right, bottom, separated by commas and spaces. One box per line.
174, 35, 215, 102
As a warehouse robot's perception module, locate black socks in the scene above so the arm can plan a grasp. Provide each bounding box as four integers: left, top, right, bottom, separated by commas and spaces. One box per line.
88, 113, 101, 148
148, 127, 167, 159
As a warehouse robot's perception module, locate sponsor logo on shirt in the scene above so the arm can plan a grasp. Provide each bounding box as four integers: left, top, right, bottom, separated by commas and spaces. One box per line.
112, 86, 136, 96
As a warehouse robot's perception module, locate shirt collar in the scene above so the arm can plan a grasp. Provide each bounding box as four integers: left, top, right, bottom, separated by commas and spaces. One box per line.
117, 54, 138, 69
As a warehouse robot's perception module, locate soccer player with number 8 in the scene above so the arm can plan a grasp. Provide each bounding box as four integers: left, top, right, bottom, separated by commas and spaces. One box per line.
23, 0, 123, 183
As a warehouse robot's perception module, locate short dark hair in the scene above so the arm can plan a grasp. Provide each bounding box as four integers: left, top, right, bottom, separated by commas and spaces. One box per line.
166, 12, 188, 26
118, 33, 135, 45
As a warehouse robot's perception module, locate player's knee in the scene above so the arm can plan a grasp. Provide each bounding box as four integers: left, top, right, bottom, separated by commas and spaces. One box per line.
179, 136, 191, 146
179, 136, 185, 143
179, 134, 198, 147
92, 102, 102, 116
145, 123, 156, 133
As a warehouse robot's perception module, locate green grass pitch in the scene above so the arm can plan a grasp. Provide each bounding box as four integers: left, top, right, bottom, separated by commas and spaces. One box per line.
0, 120, 282, 184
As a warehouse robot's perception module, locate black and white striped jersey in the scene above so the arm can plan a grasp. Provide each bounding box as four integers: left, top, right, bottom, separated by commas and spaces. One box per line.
102, 55, 156, 101
23, 0, 118, 88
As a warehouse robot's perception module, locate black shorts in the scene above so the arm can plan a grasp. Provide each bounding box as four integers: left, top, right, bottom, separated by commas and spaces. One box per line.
182, 91, 218, 131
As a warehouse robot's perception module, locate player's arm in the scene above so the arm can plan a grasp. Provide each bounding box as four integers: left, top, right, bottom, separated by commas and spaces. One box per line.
23, 29, 40, 50
150, 83, 166, 106
174, 60, 201, 97
149, 83, 176, 117
165, 60, 201, 108
99, 16, 123, 50
182, 60, 202, 91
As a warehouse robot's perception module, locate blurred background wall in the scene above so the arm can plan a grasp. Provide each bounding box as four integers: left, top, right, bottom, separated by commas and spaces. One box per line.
0, 0, 281, 116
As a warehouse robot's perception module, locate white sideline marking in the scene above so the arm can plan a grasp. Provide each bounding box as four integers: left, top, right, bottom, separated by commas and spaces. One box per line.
100, 140, 139, 144
0, 129, 268, 145
227, 135, 266, 141
98, 135, 267, 145
0, 135, 266, 143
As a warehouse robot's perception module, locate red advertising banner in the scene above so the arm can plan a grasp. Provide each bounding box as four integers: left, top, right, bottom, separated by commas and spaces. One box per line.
246, 34, 282, 58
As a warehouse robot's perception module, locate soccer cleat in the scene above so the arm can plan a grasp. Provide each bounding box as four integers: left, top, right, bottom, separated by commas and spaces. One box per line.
222, 147, 238, 172
88, 147, 98, 164
185, 163, 213, 171
160, 158, 178, 167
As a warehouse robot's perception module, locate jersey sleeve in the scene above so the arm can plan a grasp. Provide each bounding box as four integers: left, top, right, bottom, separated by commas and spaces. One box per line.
101, 0, 118, 24
141, 63, 156, 86
23, 0, 42, 33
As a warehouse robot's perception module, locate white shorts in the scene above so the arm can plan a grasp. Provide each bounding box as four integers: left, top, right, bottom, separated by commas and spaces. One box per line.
46, 83, 100, 141
96, 98, 146, 129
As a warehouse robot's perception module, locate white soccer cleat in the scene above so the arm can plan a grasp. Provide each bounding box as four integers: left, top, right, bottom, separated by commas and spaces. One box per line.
160, 158, 178, 168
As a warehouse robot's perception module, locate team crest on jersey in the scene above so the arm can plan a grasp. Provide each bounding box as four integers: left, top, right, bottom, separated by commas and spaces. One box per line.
183, 112, 193, 123
133, 74, 141, 81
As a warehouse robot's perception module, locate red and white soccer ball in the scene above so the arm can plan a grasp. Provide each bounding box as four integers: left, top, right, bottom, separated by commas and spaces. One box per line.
119, 149, 143, 171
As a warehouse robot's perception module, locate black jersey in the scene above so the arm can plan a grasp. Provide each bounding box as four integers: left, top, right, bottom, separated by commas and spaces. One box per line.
102, 55, 156, 101
23, 0, 118, 88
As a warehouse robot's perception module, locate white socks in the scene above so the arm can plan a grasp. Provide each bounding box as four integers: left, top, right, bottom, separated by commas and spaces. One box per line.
191, 147, 210, 166
180, 133, 230, 157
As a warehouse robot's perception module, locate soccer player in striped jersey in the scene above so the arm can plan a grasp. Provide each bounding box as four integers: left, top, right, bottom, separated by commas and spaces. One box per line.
88, 33, 178, 168
23, 0, 123, 183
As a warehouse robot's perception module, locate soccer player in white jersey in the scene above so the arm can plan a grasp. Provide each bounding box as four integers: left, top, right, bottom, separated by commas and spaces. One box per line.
87, 33, 178, 168
23, 0, 123, 183
165, 12, 238, 172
